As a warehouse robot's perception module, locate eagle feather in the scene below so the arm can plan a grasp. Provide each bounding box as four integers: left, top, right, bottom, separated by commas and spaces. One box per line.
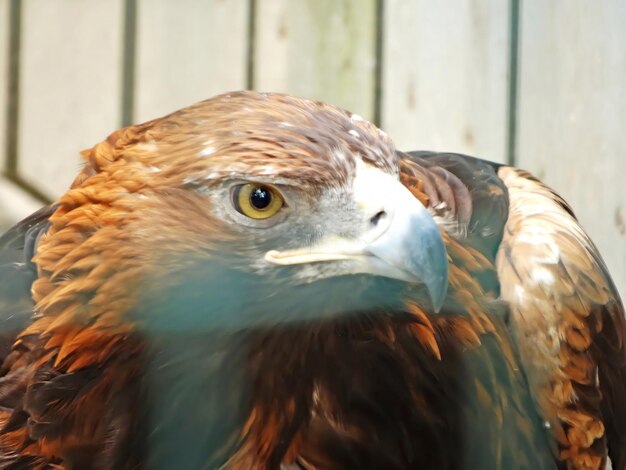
0, 91, 623, 469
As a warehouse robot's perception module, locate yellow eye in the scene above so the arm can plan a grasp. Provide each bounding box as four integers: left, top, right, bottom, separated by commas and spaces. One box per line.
232, 183, 284, 219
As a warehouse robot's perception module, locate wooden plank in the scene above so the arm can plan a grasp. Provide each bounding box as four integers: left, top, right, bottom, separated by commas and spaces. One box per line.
382, 0, 510, 162
517, 0, 626, 295
0, 178, 42, 233
254, 0, 377, 121
0, 0, 40, 232
135, 0, 249, 123
17, 0, 124, 199
0, 0, 9, 173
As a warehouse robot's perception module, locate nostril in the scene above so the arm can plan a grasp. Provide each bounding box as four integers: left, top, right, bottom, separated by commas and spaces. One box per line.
370, 210, 387, 227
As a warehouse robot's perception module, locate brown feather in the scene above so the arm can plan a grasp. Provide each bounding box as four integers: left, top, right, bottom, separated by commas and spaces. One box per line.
0, 92, 621, 469
497, 166, 626, 469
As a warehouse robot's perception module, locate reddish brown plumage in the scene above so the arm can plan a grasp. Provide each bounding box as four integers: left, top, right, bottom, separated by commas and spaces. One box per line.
497, 167, 626, 469
0, 91, 623, 469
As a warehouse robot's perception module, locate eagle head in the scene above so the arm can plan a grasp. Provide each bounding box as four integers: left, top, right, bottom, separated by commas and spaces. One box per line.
36, 91, 447, 333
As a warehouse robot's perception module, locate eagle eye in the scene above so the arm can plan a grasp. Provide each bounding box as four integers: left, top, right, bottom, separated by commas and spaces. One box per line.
232, 183, 284, 220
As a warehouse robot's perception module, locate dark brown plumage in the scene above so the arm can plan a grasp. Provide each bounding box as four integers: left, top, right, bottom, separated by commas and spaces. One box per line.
0, 91, 623, 469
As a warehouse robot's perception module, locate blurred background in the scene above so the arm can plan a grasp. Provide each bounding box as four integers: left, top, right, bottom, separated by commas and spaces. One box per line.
0, 0, 624, 294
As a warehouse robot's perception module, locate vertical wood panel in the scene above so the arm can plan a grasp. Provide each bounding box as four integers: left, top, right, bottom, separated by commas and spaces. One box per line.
517, 1, 626, 295
135, 0, 249, 123
0, 0, 8, 173
17, 0, 124, 199
0, 0, 42, 233
0, 179, 42, 232
382, 0, 509, 161
255, 0, 377, 121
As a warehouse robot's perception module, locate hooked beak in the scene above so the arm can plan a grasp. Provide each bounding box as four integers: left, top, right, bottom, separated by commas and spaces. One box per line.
265, 164, 449, 312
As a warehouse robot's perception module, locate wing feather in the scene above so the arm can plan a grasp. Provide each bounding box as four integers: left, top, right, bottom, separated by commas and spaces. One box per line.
496, 166, 626, 469
0, 206, 54, 365
399, 152, 625, 468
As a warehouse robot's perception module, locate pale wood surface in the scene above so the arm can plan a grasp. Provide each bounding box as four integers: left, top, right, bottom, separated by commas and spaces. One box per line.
0, 178, 42, 232
517, 0, 626, 295
0, 0, 8, 174
0, 0, 38, 233
135, 0, 249, 123
382, 0, 510, 162
254, 0, 377, 121
17, 0, 124, 199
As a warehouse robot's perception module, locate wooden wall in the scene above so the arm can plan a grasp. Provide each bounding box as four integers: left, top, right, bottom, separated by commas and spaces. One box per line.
0, 0, 624, 293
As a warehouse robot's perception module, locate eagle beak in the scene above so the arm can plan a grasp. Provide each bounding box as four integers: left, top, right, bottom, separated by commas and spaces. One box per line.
265, 165, 449, 312
362, 185, 448, 312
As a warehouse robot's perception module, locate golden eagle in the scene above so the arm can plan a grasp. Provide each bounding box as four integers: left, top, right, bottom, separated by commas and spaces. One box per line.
0, 92, 623, 469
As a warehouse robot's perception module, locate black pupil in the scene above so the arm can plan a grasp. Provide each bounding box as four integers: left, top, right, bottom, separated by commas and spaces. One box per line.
250, 186, 271, 210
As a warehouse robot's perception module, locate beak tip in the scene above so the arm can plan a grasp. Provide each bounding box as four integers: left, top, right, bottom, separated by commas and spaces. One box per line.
417, 222, 449, 314
427, 270, 448, 314
431, 293, 446, 314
